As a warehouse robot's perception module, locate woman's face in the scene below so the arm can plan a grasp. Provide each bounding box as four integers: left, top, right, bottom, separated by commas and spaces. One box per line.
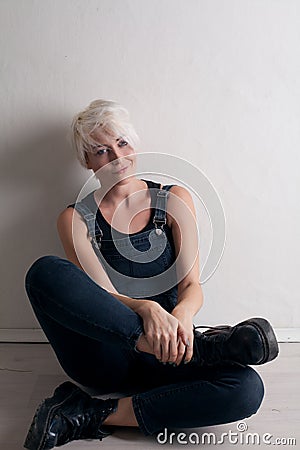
85, 127, 137, 184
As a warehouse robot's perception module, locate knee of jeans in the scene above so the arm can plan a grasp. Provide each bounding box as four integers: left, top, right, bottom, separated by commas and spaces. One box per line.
236, 366, 265, 418
25, 255, 63, 290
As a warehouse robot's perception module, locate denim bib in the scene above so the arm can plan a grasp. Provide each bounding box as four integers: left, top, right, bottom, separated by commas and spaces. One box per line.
68, 179, 178, 311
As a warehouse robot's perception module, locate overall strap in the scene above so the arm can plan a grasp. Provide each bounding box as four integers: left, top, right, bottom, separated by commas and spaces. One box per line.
153, 185, 174, 234
72, 201, 103, 250
73, 183, 175, 246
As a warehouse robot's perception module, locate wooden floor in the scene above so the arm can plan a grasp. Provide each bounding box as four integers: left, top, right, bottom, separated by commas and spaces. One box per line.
0, 343, 299, 449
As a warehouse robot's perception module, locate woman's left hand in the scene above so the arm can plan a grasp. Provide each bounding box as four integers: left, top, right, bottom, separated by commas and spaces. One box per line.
171, 308, 194, 365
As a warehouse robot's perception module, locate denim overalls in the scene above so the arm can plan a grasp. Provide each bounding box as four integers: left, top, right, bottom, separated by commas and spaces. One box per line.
69, 179, 179, 312
24, 176, 264, 436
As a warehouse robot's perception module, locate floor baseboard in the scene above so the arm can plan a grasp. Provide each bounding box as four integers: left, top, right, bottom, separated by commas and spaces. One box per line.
0, 328, 299, 343
0, 329, 48, 343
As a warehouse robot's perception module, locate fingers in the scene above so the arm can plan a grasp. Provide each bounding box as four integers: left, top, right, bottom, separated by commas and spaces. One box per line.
159, 334, 194, 367
183, 335, 194, 364
167, 332, 178, 363
174, 339, 186, 366
160, 330, 177, 363
154, 330, 194, 366
176, 323, 194, 365
143, 311, 194, 365
147, 331, 179, 364
176, 322, 189, 347
153, 335, 162, 361
147, 331, 177, 363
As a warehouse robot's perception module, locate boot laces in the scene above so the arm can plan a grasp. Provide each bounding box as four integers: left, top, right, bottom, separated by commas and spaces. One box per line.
58, 412, 92, 443
193, 324, 230, 365
194, 324, 231, 332
57, 400, 115, 444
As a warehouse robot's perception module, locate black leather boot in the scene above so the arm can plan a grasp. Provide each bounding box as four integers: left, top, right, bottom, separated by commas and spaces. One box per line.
24, 381, 118, 450
191, 317, 279, 366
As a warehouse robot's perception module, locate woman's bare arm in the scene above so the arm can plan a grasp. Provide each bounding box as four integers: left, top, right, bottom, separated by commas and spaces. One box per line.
57, 207, 152, 313
166, 185, 204, 363
167, 185, 204, 314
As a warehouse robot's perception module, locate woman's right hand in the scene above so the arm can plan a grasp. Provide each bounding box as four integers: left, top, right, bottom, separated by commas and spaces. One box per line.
135, 300, 188, 364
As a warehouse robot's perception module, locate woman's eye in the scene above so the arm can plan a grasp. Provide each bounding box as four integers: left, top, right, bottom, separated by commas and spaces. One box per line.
96, 147, 109, 155
92, 140, 128, 155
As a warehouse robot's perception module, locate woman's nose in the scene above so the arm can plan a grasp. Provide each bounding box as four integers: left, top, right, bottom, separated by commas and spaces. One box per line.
110, 146, 124, 162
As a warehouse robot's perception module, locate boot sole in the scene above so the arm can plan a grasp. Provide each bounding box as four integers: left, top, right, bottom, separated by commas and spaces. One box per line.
24, 382, 80, 450
233, 317, 279, 365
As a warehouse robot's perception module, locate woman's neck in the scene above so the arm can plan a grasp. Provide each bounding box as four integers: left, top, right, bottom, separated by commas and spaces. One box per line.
95, 177, 148, 208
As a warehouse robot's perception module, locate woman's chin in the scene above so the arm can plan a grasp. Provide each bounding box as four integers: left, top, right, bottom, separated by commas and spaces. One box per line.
96, 164, 135, 186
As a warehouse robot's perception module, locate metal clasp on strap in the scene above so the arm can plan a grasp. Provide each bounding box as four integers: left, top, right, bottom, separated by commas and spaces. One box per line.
152, 217, 166, 235
73, 199, 104, 254
92, 229, 103, 249
153, 188, 169, 235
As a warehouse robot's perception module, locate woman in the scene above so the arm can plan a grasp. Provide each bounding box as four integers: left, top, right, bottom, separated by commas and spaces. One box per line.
24, 99, 278, 450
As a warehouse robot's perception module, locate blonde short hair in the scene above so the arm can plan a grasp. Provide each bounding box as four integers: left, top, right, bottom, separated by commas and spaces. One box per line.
71, 99, 140, 168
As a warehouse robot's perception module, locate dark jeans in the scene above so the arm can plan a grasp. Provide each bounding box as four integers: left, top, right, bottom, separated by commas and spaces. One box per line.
25, 255, 264, 436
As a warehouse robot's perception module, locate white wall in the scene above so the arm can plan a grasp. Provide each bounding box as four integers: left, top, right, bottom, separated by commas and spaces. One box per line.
0, 0, 299, 332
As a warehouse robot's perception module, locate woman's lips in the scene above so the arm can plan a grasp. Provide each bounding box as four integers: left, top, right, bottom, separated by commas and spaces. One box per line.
113, 165, 129, 174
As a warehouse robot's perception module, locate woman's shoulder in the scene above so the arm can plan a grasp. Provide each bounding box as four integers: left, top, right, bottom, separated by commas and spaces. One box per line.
166, 184, 194, 202
57, 192, 95, 227
166, 184, 188, 194
146, 180, 193, 212
56, 207, 74, 240
143, 179, 193, 203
